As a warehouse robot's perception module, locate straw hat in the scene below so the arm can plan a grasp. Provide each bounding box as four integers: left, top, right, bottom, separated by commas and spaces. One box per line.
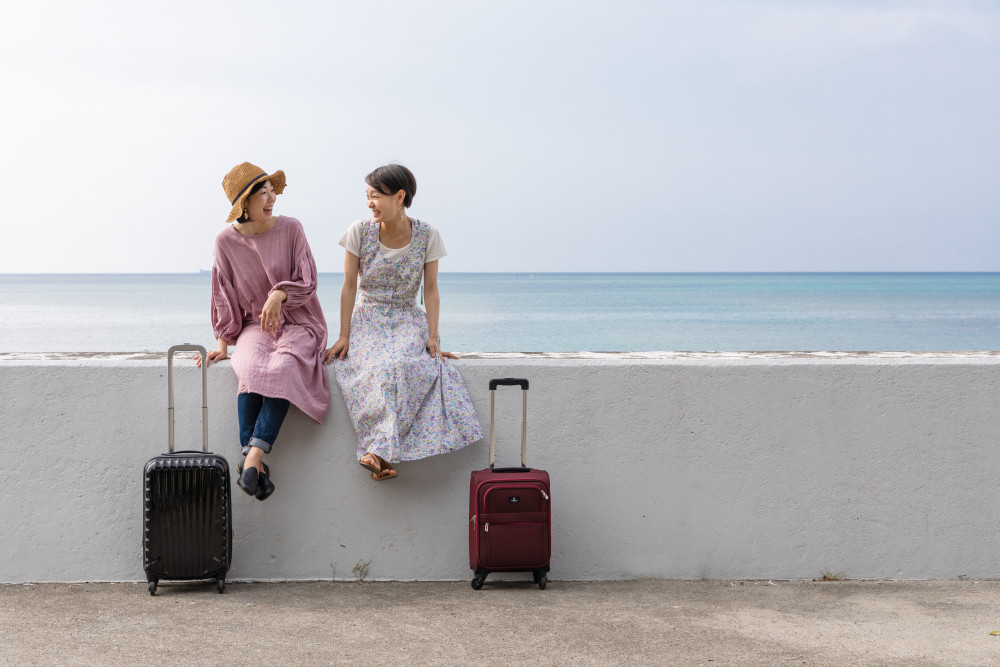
222, 162, 286, 222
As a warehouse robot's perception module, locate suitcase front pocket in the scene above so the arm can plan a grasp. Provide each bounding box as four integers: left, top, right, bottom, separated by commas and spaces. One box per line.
479, 512, 549, 569
483, 485, 548, 513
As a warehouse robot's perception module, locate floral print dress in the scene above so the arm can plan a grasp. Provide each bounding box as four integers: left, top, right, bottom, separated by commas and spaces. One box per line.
334, 218, 483, 462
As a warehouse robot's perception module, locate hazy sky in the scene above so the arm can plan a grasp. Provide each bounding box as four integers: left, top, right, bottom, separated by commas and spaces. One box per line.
2, 0, 998, 273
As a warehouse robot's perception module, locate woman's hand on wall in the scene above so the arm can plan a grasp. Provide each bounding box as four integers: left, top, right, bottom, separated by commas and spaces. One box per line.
325, 336, 350, 363
196, 340, 229, 366
260, 290, 286, 335
426, 338, 459, 360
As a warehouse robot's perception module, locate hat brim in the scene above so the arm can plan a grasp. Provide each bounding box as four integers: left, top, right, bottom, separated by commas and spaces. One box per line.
225, 170, 287, 222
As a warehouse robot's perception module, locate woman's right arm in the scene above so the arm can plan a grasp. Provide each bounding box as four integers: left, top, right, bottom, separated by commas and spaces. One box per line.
201, 247, 242, 366
324, 250, 360, 362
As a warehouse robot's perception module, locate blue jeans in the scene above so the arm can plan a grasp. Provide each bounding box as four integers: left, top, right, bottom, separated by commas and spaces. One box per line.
237, 393, 290, 455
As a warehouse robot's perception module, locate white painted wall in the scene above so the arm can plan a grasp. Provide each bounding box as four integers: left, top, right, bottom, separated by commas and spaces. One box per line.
1, 352, 999, 583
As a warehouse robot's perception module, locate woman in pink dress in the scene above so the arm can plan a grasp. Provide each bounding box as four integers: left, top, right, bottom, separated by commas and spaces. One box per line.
199, 162, 330, 500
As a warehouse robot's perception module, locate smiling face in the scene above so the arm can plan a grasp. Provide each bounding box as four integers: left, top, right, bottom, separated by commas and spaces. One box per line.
366, 184, 405, 222
244, 180, 277, 222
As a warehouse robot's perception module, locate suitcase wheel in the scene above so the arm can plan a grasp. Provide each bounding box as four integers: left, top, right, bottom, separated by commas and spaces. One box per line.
217, 579, 226, 594
471, 569, 488, 590
533, 570, 547, 590
148, 581, 157, 596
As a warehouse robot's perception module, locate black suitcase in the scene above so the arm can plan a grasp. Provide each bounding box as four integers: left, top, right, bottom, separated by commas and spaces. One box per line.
143, 344, 233, 595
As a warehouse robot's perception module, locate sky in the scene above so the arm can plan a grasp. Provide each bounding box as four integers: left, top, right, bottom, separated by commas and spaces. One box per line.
2, 0, 998, 273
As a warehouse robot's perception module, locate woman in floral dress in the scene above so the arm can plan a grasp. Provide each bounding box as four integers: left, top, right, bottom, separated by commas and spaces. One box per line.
325, 164, 482, 481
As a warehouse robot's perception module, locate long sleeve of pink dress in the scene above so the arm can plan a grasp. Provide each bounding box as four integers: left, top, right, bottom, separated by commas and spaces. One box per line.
211, 216, 330, 424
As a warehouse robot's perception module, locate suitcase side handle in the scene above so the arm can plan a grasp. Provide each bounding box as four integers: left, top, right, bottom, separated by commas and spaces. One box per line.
167, 344, 208, 454
489, 377, 528, 469
489, 378, 529, 390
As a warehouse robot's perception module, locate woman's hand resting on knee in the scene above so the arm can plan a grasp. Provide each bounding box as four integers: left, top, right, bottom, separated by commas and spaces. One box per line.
260, 290, 286, 336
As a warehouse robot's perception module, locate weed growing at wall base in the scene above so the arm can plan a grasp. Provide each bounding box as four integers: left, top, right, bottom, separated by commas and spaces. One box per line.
353, 559, 372, 582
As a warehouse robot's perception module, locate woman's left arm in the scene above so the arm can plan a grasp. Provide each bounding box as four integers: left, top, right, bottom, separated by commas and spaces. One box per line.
272, 220, 318, 310
423, 260, 458, 360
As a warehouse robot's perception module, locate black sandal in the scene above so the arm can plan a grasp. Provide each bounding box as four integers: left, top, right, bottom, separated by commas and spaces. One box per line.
255, 471, 275, 500
237, 460, 273, 500
237, 466, 259, 496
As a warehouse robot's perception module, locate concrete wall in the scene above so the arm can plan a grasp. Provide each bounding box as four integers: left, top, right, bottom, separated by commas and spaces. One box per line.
2, 352, 999, 583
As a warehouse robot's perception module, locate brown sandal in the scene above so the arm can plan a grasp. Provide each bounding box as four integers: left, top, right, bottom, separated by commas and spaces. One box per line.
359, 453, 381, 474
360, 453, 399, 481
371, 467, 398, 482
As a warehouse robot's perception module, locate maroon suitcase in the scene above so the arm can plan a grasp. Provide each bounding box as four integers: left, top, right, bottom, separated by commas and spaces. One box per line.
469, 378, 551, 590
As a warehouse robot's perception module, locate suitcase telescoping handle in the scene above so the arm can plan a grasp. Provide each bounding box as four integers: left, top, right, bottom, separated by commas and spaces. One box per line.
167, 344, 208, 454
489, 378, 529, 470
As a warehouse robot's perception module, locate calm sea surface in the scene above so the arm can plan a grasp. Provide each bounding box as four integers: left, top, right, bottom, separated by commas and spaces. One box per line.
1, 273, 998, 353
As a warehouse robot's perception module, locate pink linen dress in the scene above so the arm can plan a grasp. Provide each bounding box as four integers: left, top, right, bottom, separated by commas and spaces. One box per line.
211, 216, 330, 424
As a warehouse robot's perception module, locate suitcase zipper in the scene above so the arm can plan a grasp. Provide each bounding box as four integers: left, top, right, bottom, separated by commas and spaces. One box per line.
485, 523, 489, 533
483, 484, 550, 510
471, 515, 477, 528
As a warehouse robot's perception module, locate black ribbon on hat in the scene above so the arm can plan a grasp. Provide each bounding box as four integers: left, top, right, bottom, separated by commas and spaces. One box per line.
230, 172, 268, 205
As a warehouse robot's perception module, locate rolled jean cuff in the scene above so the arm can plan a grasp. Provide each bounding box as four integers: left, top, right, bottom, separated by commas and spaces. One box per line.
242, 437, 273, 455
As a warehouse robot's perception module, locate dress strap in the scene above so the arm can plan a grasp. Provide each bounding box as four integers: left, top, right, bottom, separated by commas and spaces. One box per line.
359, 220, 380, 273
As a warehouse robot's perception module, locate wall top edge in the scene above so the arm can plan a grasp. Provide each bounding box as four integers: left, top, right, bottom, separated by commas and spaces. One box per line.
2, 351, 999, 366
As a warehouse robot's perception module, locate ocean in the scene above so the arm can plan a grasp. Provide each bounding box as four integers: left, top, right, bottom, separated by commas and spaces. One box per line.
1, 273, 998, 353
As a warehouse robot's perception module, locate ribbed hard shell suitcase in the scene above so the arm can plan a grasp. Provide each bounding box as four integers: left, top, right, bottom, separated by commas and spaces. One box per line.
143, 345, 232, 595
469, 378, 551, 590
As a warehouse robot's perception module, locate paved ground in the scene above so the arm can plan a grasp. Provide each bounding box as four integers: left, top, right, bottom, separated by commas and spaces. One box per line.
2, 579, 999, 665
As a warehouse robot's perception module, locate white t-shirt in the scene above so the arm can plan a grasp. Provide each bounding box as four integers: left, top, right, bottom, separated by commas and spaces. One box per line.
338, 220, 447, 263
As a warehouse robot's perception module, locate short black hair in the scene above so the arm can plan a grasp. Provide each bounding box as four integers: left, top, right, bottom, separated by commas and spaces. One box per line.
365, 164, 417, 208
